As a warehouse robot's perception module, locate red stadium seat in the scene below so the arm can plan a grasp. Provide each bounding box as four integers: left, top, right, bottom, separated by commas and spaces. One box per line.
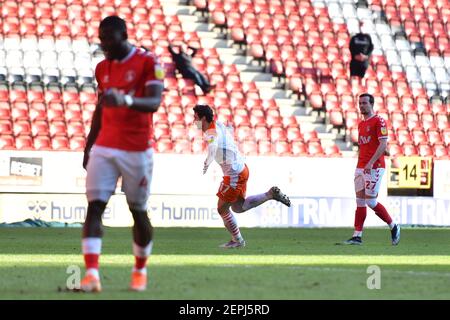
31, 120, 50, 137
49, 121, 67, 137
443, 128, 450, 146
235, 125, 253, 142
266, 115, 282, 128
154, 125, 171, 140
270, 126, 287, 142
0, 135, 15, 150
11, 107, 30, 122
291, 140, 308, 156
303, 130, 319, 143
283, 116, 299, 128
47, 108, 65, 122
402, 142, 418, 156
325, 144, 342, 157
418, 143, 433, 157
411, 129, 427, 145
275, 141, 292, 156
434, 143, 449, 158
397, 129, 412, 145
388, 143, 403, 157
258, 140, 273, 156
67, 122, 85, 137
34, 136, 52, 150
192, 138, 204, 153
27, 91, 45, 104
286, 127, 302, 142
309, 91, 324, 113
329, 109, 344, 129
52, 137, 70, 150
65, 109, 83, 123
70, 137, 85, 151
436, 112, 449, 130
241, 140, 258, 156
349, 127, 359, 144
156, 139, 173, 153
254, 126, 269, 141
0, 121, 13, 135
16, 136, 34, 150
427, 128, 443, 146
13, 121, 32, 137
307, 141, 325, 156
173, 139, 191, 154
170, 126, 188, 141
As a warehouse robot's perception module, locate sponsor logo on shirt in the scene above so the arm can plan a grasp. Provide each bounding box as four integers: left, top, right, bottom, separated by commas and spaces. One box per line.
125, 70, 136, 82
359, 136, 371, 144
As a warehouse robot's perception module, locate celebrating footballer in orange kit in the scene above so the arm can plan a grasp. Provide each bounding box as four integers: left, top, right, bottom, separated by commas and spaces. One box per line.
193, 104, 291, 248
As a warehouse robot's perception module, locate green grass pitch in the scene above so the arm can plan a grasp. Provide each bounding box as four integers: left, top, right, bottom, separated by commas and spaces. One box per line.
0, 227, 449, 299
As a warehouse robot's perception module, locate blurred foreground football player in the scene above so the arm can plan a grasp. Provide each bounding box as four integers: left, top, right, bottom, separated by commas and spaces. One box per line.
80, 16, 164, 292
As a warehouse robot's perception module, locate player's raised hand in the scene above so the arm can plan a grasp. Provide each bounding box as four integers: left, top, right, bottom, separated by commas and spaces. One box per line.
102, 88, 125, 107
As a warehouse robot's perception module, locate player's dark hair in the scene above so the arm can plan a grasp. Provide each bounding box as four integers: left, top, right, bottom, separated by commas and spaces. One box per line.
193, 104, 214, 123
359, 93, 374, 105
99, 16, 127, 35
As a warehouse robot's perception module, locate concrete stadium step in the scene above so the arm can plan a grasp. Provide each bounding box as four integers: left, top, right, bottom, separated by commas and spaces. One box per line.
215, 47, 244, 57
181, 20, 213, 32
201, 38, 230, 49
239, 71, 272, 83
220, 54, 253, 66
236, 64, 266, 73
161, 3, 196, 16
260, 88, 292, 100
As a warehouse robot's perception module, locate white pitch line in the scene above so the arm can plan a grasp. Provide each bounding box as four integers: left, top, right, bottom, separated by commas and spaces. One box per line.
218, 264, 450, 277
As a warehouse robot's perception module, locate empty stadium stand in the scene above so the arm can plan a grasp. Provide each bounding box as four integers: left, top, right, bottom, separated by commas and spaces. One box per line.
0, 0, 448, 159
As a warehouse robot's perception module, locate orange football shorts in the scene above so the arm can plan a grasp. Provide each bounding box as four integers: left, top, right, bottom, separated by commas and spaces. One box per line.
217, 164, 249, 203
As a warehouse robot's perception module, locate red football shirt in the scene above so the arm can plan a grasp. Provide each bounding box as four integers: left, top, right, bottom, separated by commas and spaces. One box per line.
94, 47, 164, 151
357, 114, 388, 169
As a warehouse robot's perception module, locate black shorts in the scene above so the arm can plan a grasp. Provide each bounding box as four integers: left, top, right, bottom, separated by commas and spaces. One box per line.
350, 60, 368, 78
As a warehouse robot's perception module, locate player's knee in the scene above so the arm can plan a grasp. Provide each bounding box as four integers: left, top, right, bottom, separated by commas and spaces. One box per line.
231, 203, 244, 213
87, 200, 107, 216
217, 206, 229, 216
128, 202, 147, 212
130, 207, 148, 218
131, 210, 151, 226
356, 198, 366, 207
365, 198, 378, 209
232, 207, 244, 213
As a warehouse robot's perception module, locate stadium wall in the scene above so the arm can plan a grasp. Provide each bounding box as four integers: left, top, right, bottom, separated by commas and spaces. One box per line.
0, 151, 449, 227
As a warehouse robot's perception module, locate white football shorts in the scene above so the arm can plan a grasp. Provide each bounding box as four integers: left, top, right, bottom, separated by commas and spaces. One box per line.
86, 145, 154, 211
354, 168, 385, 198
